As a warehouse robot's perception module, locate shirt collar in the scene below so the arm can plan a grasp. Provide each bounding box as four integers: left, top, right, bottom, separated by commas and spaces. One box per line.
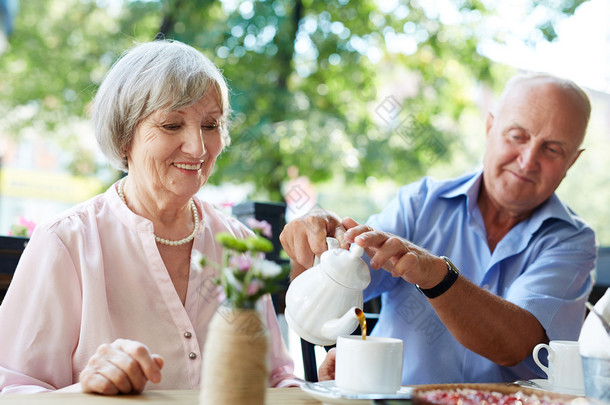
528, 193, 580, 230
440, 169, 483, 216
439, 169, 580, 230
441, 170, 482, 199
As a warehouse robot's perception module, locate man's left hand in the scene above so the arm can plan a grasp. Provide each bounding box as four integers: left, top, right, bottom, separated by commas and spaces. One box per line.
343, 218, 447, 289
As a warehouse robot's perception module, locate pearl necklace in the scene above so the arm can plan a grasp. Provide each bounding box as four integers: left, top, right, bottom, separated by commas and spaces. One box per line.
118, 178, 199, 247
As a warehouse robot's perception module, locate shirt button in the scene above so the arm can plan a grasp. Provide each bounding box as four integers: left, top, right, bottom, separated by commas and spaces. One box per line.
189, 352, 197, 360
184, 331, 192, 339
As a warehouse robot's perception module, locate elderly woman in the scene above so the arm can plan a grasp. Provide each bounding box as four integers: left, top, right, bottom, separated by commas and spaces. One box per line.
0, 40, 298, 394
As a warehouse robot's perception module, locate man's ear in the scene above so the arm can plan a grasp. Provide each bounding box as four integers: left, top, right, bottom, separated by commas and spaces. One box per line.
485, 112, 494, 136
568, 148, 585, 170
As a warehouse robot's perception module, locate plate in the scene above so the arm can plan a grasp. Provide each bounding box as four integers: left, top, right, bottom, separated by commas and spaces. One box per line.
528, 379, 585, 396
301, 380, 413, 405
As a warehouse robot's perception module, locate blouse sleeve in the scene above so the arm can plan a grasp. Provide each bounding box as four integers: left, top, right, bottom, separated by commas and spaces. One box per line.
0, 225, 82, 394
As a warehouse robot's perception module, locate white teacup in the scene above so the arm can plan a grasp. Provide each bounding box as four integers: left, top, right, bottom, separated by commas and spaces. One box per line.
335, 335, 403, 394
533, 340, 584, 392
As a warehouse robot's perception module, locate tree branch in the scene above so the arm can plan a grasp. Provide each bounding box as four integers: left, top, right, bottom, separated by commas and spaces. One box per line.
158, 0, 185, 37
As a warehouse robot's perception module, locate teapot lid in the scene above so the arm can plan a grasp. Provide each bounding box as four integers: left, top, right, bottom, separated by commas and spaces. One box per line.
320, 238, 370, 290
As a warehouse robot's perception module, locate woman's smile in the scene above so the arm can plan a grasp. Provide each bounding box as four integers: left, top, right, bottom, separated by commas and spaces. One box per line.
173, 162, 203, 171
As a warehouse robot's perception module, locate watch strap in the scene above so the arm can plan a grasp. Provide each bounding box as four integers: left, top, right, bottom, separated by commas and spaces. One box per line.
416, 256, 459, 299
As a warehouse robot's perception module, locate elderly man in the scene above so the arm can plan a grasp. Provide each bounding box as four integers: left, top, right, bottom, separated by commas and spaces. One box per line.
280, 73, 596, 384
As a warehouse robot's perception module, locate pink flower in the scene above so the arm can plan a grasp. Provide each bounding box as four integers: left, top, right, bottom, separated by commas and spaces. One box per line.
20, 217, 36, 233
8, 217, 36, 237
229, 255, 252, 271
246, 280, 264, 296
246, 218, 273, 238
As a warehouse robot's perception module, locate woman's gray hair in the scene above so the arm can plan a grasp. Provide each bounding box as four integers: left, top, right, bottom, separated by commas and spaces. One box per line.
91, 39, 231, 172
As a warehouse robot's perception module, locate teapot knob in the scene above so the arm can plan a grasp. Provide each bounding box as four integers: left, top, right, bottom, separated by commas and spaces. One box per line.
349, 243, 364, 258
326, 237, 341, 250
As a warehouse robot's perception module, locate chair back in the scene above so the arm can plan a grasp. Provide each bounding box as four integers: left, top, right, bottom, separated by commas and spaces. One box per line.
0, 236, 28, 304
590, 246, 610, 306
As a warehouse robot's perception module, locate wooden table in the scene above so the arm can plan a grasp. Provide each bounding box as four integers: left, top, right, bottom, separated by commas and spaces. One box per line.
0, 383, 589, 404
0, 388, 322, 404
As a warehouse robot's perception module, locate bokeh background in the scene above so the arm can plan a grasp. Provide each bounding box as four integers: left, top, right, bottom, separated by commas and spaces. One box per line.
1, 0, 609, 245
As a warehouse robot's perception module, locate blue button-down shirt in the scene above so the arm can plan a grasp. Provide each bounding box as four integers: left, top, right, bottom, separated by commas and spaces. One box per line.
364, 170, 596, 384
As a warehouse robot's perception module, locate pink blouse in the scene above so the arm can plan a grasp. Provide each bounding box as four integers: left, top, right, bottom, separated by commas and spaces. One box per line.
0, 183, 299, 393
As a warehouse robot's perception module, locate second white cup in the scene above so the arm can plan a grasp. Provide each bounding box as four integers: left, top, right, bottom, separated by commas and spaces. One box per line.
533, 340, 584, 392
335, 335, 403, 394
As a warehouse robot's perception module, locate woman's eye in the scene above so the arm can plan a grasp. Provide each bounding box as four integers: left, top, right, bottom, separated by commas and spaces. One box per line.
202, 122, 221, 131
162, 123, 181, 131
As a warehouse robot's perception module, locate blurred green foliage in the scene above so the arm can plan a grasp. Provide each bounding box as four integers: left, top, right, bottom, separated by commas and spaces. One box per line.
0, 0, 589, 201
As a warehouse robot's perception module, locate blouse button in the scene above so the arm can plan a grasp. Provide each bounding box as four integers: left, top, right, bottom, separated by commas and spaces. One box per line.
184, 331, 192, 339
189, 352, 197, 360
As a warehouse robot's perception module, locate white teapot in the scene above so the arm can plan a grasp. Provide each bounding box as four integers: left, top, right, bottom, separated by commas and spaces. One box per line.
284, 237, 371, 346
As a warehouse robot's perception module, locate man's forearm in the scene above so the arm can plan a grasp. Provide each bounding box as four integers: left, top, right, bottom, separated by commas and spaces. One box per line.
428, 276, 547, 366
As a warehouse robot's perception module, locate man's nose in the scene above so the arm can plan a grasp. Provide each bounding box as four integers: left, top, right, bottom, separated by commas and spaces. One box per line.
518, 145, 540, 172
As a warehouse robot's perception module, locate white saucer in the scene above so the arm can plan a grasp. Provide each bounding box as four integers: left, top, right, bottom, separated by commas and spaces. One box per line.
529, 379, 585, 396
300, 380, 413, 405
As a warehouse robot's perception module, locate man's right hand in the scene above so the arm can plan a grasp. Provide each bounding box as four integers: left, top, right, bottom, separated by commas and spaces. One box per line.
279, 211, 348, 280
318, 348, 336, 382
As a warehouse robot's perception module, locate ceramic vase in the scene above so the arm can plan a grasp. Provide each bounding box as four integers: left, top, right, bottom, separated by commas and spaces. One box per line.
200, 305, 269, 405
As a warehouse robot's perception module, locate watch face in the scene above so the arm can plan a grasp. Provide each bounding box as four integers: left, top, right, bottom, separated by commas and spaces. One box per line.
417, 257, 459, 299
440, 256, 459, 274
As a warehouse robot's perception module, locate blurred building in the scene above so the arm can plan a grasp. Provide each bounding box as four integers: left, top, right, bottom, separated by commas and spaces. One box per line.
0, 136, 103, 235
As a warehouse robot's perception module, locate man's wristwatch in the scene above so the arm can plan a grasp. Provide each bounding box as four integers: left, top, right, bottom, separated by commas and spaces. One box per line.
416, 256, 460, 299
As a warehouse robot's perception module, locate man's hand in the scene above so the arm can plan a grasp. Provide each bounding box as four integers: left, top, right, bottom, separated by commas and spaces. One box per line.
80, 339, 164, 395
280, 211, 348, 280
318, 348, 336, 382
343, 218, 447, 288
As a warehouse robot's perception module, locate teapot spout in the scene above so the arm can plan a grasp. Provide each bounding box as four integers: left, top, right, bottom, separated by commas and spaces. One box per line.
320, 307, 361, 341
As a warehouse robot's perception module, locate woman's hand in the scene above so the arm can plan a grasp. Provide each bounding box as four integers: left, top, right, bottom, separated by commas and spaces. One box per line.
80, 339, 164, 395
343, 218, 446, 289
279, 210, 348, 280
318, 348, 336, 382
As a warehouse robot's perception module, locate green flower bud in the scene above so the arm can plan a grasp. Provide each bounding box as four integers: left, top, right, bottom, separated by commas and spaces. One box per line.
216, 232, 249, 252
246, 236, 273, 253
